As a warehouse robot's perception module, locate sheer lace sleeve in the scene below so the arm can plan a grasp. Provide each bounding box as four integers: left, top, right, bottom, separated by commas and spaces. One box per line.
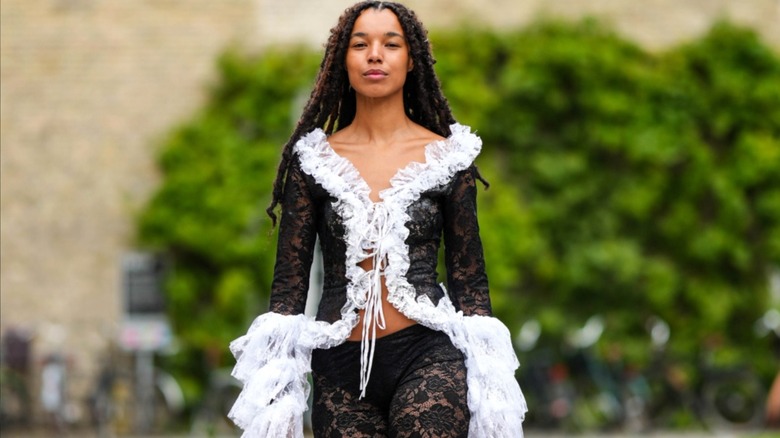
228, 156, 319, 437
269, 157, 318, 315
442, 167, 526, 436
443, 165, 492, 316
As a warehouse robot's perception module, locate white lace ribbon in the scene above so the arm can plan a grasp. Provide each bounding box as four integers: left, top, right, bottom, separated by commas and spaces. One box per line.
357, 202, 392, 398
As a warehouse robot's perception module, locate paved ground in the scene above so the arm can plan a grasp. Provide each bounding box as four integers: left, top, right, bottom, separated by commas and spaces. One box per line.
4, 431, 779, 438
3, 427, 779, 437
527, 432, 777, 438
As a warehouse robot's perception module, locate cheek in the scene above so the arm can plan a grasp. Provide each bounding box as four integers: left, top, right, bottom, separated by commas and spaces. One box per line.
346, 52, 362, 73
401, 51, 411, 71
344, 56, 358, 83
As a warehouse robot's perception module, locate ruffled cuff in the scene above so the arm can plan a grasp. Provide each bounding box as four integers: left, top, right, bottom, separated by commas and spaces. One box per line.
228, 312, 312, 438
449, 314, 527, 437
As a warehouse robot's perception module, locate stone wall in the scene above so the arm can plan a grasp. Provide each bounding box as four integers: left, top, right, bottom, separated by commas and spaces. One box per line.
255, 0, 780, 50
0, 0, 258, 419
1, 0, 777, 425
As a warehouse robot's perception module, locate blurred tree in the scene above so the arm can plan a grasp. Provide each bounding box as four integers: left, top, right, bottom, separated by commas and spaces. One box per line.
657, 23, 780, 363
136, 47, 320, 400
136, 21, 780, 407
460, 20, 780, 369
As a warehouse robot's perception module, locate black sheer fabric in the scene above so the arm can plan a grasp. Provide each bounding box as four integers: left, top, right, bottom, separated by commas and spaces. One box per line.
311, 324, 469, 438
269, 156, 492, 321
231, 126, 526, 437
269, 158, 318, 315
443, 166, 492, 316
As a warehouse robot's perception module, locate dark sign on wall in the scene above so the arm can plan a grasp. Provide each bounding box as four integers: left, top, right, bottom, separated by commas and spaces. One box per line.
121, 252, 167, 316
120, 252, 172, 351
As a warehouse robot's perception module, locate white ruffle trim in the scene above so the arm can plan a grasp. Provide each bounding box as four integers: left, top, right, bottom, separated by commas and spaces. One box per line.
293, 122, 482, 324
401, 292, 527, 437
449, 312, 527, 437
228, 312, 354, 437
293, 123, 484, 396
241, 123, 526, 435
229, 306, 527, 437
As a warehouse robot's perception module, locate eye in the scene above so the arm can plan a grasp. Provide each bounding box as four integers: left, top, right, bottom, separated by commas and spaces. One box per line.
351, 41, 367, 49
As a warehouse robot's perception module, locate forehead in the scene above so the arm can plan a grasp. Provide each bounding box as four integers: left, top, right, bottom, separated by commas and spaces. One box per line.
351, 8, 404, 36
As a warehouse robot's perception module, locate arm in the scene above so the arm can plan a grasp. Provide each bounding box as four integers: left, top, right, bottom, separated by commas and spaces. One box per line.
269, 157, 318, 315
229, 156, 317, 438
443, 165, 492, 316
443, 165, 527, 436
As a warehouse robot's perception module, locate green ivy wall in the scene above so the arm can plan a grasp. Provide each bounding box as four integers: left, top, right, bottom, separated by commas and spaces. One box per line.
137, 21, 780, 418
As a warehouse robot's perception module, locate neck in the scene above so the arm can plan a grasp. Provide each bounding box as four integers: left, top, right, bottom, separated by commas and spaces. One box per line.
349, 91, 413, 145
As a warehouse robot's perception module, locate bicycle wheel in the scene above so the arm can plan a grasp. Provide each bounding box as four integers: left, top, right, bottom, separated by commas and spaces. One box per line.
190, 370, 242, 436
700, 370, 765, 431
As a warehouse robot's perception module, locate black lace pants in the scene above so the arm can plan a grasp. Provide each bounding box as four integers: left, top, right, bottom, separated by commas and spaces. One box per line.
310, 324, 470, 438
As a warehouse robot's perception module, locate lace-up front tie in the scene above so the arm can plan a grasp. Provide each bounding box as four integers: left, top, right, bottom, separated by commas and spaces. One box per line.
357, 201, 393, 398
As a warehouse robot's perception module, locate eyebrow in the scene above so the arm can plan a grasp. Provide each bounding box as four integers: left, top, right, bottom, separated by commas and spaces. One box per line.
351, 31, 405, 39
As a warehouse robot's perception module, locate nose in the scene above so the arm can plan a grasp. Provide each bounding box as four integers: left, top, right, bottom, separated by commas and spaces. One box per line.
368, 42, 382, 63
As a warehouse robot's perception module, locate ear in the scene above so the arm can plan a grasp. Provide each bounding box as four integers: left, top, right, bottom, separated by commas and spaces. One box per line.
408, 60, 414, 72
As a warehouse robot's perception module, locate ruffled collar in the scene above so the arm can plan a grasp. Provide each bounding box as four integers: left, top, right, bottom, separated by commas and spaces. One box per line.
293, 122, 482, 314
293, 123, 481, 207
293, 123, 482, 396
293, 122, 482, 311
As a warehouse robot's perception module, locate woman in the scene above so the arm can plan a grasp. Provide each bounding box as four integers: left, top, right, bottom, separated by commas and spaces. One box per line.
229, 2, 526, 436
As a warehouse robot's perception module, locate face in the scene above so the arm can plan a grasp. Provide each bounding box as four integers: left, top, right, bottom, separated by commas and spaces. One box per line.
346, 8, 413, 99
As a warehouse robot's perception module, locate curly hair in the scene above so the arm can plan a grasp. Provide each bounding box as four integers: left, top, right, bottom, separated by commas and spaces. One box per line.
266, 1, 485, 225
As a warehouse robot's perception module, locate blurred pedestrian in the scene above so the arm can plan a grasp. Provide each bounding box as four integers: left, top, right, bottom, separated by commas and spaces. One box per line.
767, 370, 780, 428
40, 353, 67, 434
767, 322, 780, 429
227, 1, 526, 437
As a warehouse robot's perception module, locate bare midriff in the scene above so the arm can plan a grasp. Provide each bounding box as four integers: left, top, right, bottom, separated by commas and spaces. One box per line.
347, 258, 417, 341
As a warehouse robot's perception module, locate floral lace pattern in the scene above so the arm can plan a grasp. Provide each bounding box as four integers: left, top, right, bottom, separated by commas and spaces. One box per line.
229, 124, 526, 437
311, 326, 470, 437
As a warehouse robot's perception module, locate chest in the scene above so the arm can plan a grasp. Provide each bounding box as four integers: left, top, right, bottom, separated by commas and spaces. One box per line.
313, 185, 447, 244
335, 148, 427, 203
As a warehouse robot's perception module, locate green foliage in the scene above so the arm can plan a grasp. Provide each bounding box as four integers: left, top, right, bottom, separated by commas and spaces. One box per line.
137, 47, 320, 382
435, 21, 780, 371
137, 21, 780, 406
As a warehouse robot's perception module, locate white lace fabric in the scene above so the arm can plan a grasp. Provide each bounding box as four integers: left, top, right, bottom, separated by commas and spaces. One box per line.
229, 123, 526, 437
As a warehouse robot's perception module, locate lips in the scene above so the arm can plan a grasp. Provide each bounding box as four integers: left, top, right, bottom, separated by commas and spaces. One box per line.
363, 69, 388, 78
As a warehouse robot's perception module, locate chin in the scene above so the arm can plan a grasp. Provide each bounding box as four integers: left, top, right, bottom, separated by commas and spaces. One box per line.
355, 86, 405, 100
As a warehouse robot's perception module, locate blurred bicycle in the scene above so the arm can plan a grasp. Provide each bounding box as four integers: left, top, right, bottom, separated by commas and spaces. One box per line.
189, 367, 242, 436
623, 316, 766, 432
88, 345, 185, 436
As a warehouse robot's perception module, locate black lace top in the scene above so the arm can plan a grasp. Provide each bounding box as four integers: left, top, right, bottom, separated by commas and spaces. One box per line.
228, 124, 526, 437
269, 150, 492, 323
270, 123, 491, 323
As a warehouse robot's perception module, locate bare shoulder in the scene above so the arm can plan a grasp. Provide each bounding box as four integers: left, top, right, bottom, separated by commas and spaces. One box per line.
326, 126, 358, 154
397, 124, 445, 156
326, 127, 349, 144
326, 122, 445, 156
409, 123, 445, 145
